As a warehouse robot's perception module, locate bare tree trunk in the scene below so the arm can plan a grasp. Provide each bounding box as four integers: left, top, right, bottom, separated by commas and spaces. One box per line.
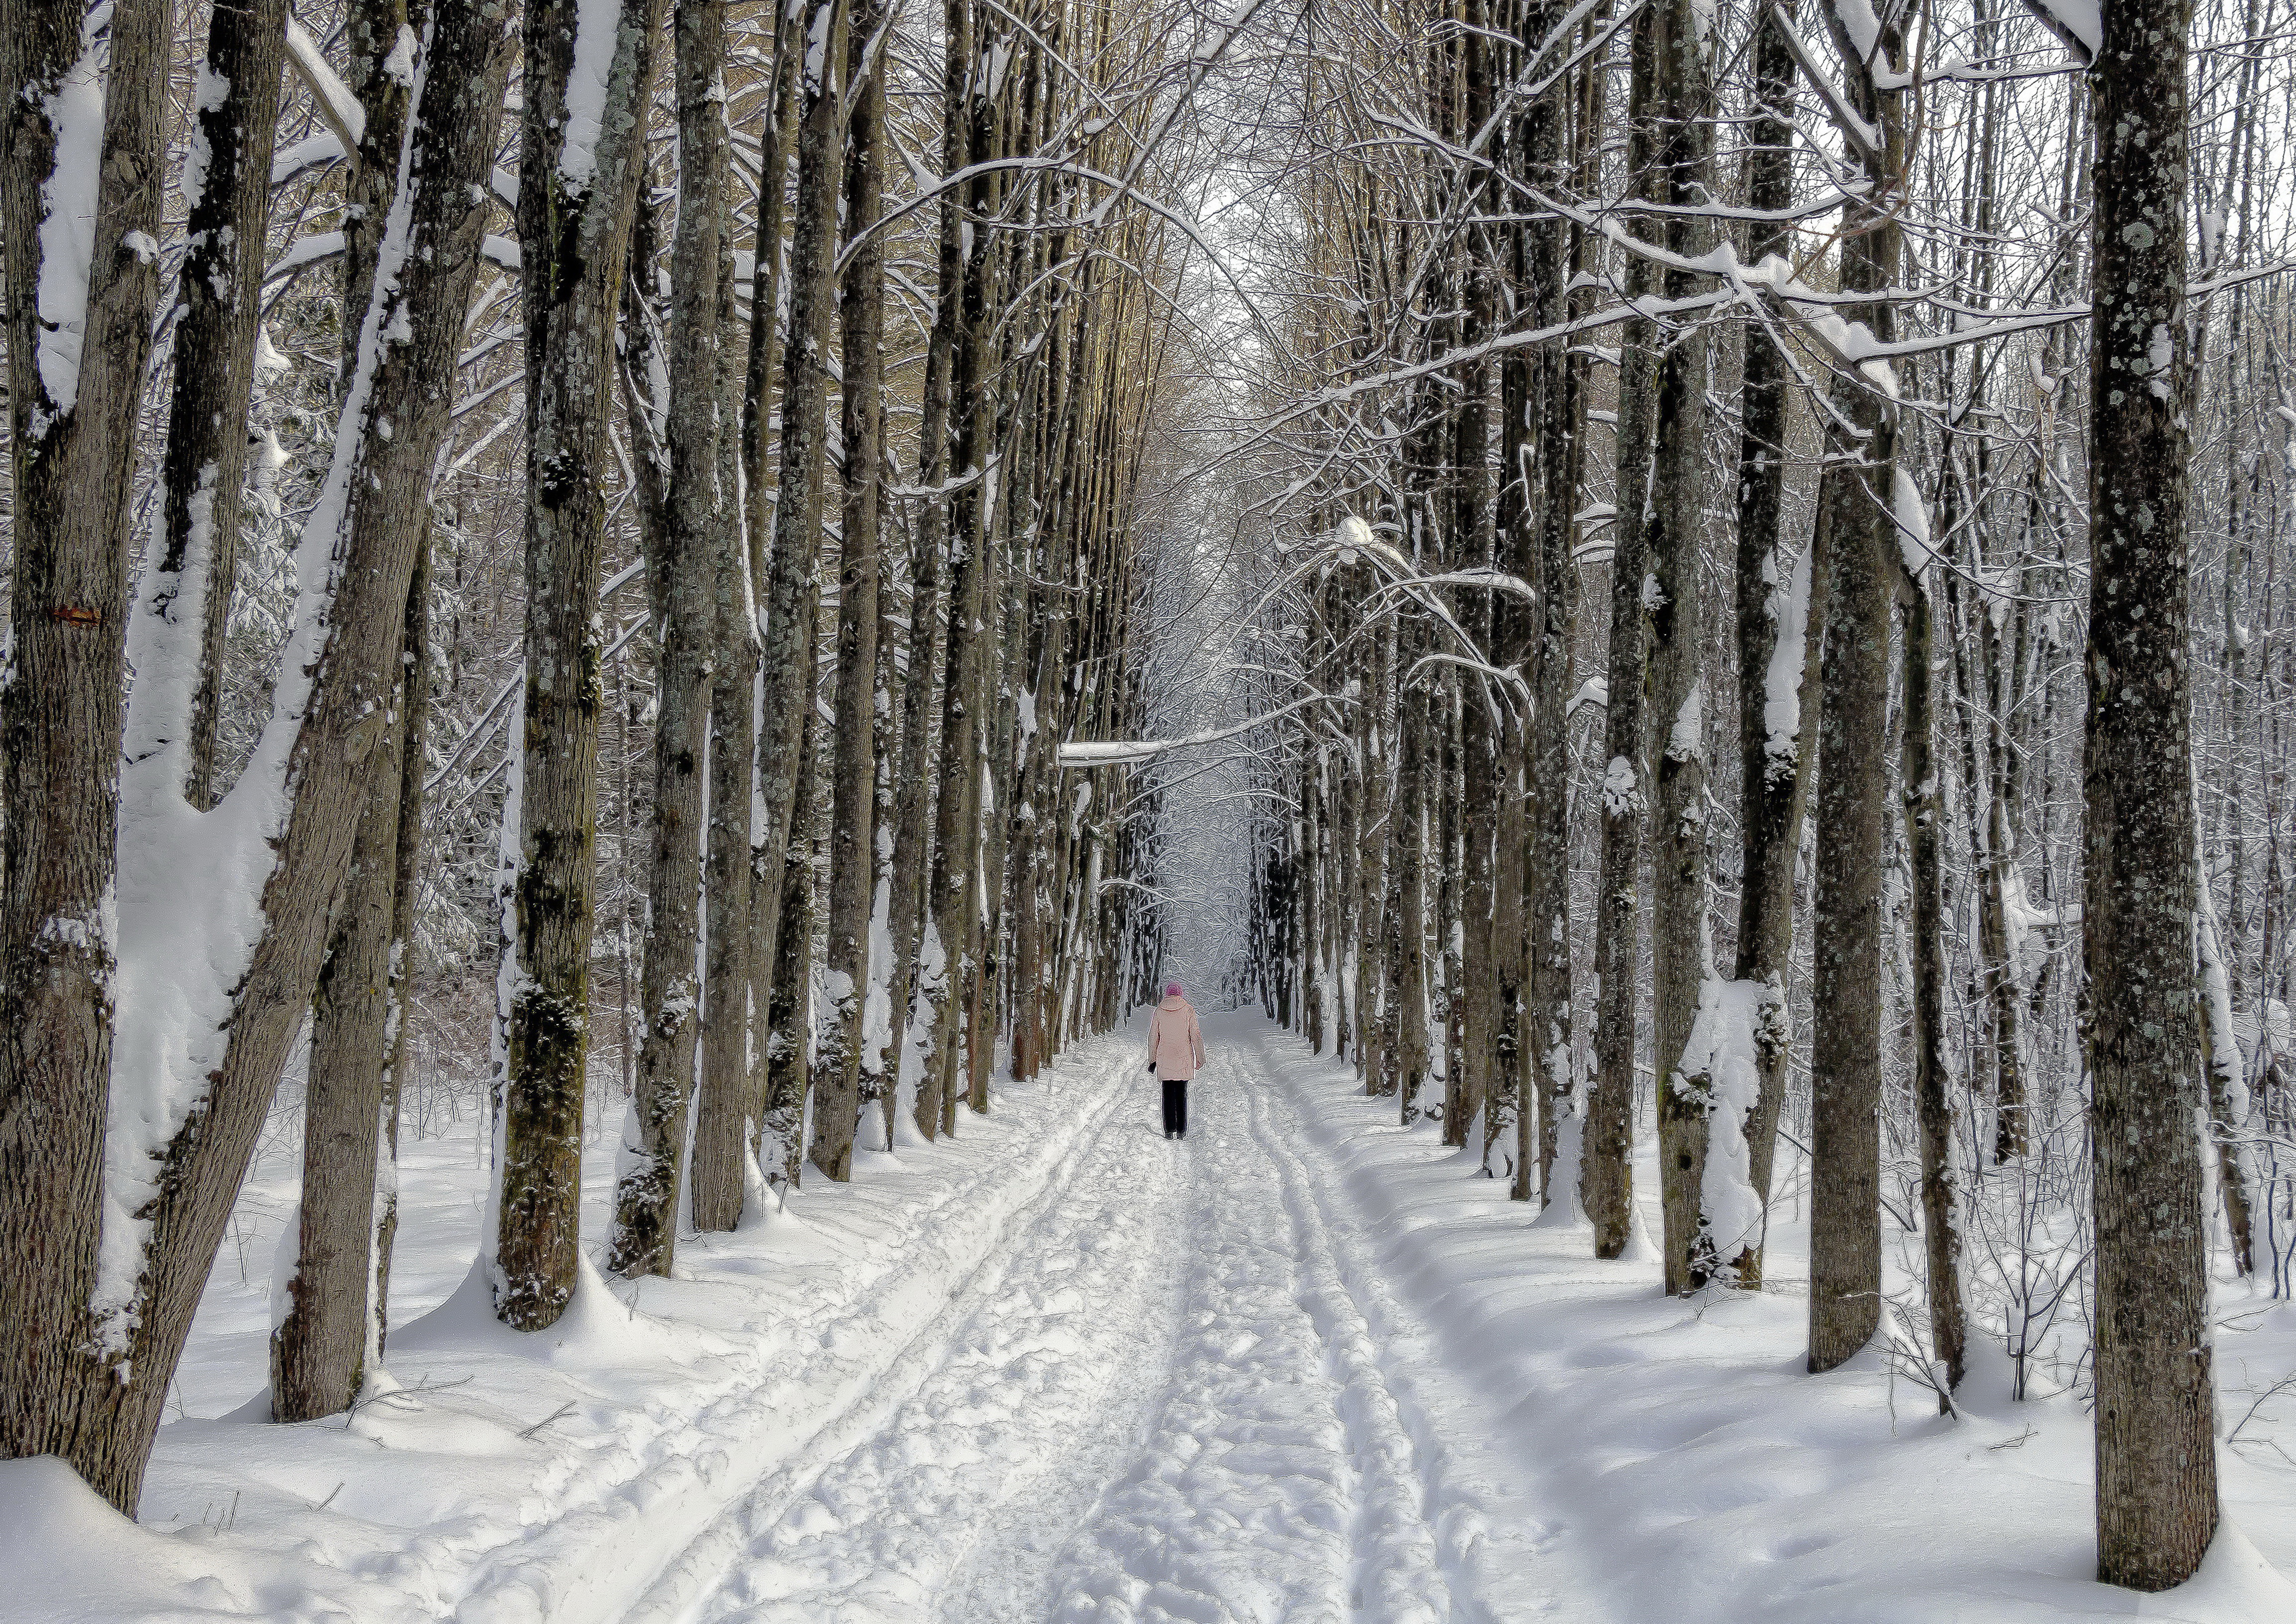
1803, 0, 1908, 1377
605, 44, 709, 1278
157, 0, 290, 808
0, 0, 168, 1506
1356, 605, 1394, 1097
1450, 0, 1498, 1151
2197, 845, 2257, 1275
750, 0, 848, 1049
2087, 0, 2218, 1580
375, 541, 433, 1351
1645, 0, 1717, 1297
918, 0, 1002, 1135
272, 0, 439, 1424
741, 0, 801, 1138
879, 0, 964, 1134
812, 0, 893, 1181
1395, 625, 1432, 1125
1583, 9, 1662, 1255
274, 531, 428, 1418
763, 709, 821, 1187
1729, 1, 1806, 1289
501, 0, 666, 1329
1902, 570, 1965, 1400
676, 0, 754, 1237
695, 297, 761, 1226
1531, 10, 1603, 1207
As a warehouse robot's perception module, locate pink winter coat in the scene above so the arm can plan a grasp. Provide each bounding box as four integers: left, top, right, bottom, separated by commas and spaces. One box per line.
1145, 996, 1206, 1081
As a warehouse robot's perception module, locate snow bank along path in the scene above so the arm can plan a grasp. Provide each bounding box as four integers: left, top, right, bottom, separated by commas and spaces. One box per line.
15, 1012, 2296, 1621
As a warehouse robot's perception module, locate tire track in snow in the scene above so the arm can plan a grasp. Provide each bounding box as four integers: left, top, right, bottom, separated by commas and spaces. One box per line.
1233, 1019, 1559, 1624
1233, 1039, 1454, 1624
611, 1052, 1145, 1624
1042, 1042, 1453, 1624
650, 1070, 1188, 1624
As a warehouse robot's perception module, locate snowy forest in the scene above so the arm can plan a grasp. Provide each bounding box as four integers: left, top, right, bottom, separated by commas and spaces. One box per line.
2, 0, 2296, 1612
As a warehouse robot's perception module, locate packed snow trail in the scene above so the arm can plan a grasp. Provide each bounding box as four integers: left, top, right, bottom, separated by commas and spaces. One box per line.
639, 1015, 1480, 1624
79, 1009, 2294, 1624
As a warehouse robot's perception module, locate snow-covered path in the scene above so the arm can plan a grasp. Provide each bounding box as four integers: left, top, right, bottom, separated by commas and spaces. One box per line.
625, 1011, 2296, 1624
28, 1010, 2296, 1624
635, 1014, 1492, 1624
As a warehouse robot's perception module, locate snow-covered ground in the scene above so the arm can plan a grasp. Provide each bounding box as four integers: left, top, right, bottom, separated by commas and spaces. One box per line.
11, 1012, 2296, 1622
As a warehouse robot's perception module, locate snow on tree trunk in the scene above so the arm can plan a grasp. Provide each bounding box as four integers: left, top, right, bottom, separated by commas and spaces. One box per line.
750, 0, 848, 1100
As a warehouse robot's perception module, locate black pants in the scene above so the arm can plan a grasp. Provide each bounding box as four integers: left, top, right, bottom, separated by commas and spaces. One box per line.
1161, 1078, 1189, 1137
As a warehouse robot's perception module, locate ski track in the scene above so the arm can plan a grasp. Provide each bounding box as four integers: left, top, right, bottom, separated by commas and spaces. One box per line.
655, 1018, 1480, 1624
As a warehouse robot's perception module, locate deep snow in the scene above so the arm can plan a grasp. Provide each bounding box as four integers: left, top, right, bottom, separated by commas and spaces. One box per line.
8, 1012, 2296, 1622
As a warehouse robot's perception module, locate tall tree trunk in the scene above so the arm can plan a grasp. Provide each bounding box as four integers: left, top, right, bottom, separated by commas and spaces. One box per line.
157, 0, 291, 808
918, 0, 1002, 1135
374, 541, 434, 1351
0, 0, 169, 1506
1646, 0, 1717, 1297
1396, 626, 1433, 1125
879, 0, 965, 1134
501, 0, 666, 1329
678, 0, 754, 1237
750, 0, 849, 1056
1451, 0, 1498, 1152
763, 709, 821, 1186
1729, 0, 1807, 1288
2086, 0, 2219, 1582
1531, 6, 1603, 1206
1582, 5, 1663, 1257
272, 0, 437, 1424
695, 290, 761, 1226
1804, 0, 1908, 1370
1902, 568, 1965, 1399
605, 27, 714, 1278
812, 0, 893, 1181
274, 536, 425, 1418
741, 0, 802, 1138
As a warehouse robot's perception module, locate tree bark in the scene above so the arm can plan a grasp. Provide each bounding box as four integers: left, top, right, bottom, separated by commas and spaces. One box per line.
812, 0, 894, 1181
0, 0, 169, 1507
749, 0, 849, 1058
2086, 0, 2219, 1583
1645, 0, 1717, 1298
272, 0, 440, 1425
157, 0, 291, 809
1902, 571, 1965, 1400
1804, 0, 1908, 1377
677, 0, 756, 1237
502, 0, 666, 1328
1582, 6, 1663, 1257
1730, 0, 1806, 1289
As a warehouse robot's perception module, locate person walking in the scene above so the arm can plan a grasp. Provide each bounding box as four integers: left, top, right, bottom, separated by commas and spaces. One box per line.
1146, 982, 1206, 1138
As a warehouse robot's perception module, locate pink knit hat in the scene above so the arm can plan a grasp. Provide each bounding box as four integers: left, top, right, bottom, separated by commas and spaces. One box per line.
1164, 982, 1183, 998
